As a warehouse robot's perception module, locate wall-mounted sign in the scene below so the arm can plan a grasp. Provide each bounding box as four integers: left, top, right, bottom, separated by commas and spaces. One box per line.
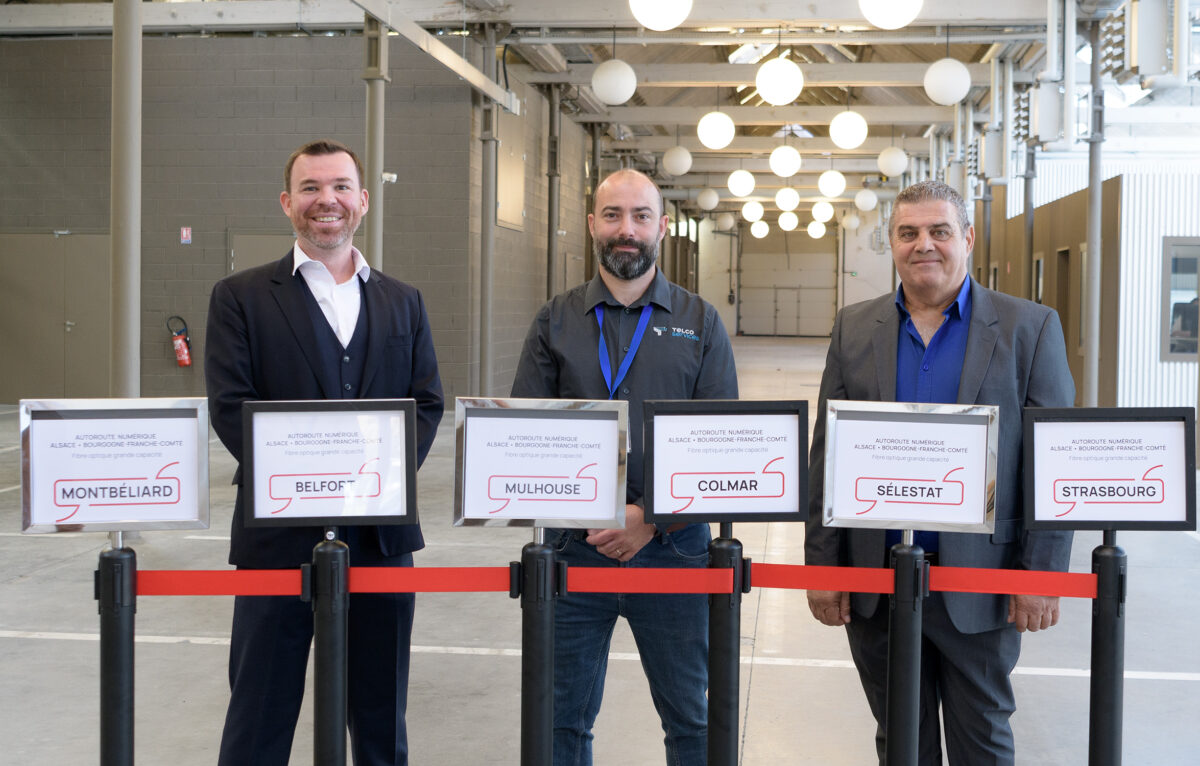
823, 400, 998, 533
20, 398, 209, 533
243, 400, 417, 527
1025, 407, 1196, 530
644, 400, 807, 524
454, 398, 627, 528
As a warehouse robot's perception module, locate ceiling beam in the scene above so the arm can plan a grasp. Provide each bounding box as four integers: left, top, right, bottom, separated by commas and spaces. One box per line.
515, 63, 1036, 89
672, 159, 888, 173
608, 137, 930, 155
350, 0, 520, 114
0, 0, 1053, 37
573, 106, 962, 126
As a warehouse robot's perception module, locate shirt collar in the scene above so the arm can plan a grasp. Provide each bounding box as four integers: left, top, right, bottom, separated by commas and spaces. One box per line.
292, 242, 371, 283
895, 275, 972, 320
583, 267, 673, 313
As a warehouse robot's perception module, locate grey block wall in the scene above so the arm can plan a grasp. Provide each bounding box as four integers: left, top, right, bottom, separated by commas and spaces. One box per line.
0, 33, 587, 402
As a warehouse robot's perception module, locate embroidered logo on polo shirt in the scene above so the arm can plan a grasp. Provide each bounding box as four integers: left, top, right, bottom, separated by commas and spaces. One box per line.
654, 326, 700, 341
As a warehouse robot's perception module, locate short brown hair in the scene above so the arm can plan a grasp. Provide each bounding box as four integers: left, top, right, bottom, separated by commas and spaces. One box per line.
283, 139, 364, 191
890, 180, 970, 239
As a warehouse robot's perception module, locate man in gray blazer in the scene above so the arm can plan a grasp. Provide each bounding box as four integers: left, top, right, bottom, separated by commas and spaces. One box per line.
805, 180, 1074, 765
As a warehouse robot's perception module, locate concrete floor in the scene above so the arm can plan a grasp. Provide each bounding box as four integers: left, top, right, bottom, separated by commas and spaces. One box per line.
1, 336, 1198, 765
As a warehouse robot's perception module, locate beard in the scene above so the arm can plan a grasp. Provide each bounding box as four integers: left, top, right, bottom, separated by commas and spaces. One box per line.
295, 206, 361, 252
596, 236, 657, 281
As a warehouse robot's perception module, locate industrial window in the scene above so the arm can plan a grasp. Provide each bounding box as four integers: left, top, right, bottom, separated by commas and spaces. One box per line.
1161, 237, 1200, 362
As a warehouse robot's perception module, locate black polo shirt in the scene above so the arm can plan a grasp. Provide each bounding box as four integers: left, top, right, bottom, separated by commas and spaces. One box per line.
510, 268, 738, 504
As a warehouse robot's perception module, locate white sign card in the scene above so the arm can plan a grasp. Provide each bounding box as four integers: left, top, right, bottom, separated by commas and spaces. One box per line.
1026, 408, 1196, 530
244, 400, 416, 526
644, 400, 807, 523
454, 398, 627, 528
21, 398, 209, 533
824, 401, 998, 533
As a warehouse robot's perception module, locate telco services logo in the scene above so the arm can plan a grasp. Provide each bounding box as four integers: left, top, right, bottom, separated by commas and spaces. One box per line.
653, 326, 700, 342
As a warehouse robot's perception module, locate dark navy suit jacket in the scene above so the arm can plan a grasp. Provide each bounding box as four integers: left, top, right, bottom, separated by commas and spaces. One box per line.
205, 252, 444, 568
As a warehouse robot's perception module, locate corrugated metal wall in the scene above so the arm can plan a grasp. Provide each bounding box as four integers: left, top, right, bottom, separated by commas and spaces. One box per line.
1007, 157, 1200, 407
1116, 173, 1200, 407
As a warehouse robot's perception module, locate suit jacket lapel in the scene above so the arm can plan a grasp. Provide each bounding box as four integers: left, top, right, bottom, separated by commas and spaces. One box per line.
870, 296, 899, 401
958, 281, 999, 404
360, 273, 387, 394
269, 251, 338, 399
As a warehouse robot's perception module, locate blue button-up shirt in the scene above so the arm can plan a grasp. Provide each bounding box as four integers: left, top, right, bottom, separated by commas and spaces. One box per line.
888, 276, 973, 553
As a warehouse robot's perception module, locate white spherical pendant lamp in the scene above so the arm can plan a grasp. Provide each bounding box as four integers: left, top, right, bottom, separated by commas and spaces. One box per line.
830, 110, 869, 150
854, 188, 879, 212
698, 111, 736, 150
591, 59, 637, 105
858, 0, 923, 30
662, 145, 693, 176
775, 187, 800, 212
727, 169, 755, 197
629, 0, 693, 32
924, 57, 972, 105
807, 220, 827, 239
697, 188, 720, 211
741, 200, 765, 223
755, 56, 804, 106
818, 169, 847, 198
811, 200, 834, 223
750, 220, 770, 239
877, 146, 909, 177
842, 213, 862, 230
778, 211, 799, 231
716, 212, 736, 231
768, 145, 802, 178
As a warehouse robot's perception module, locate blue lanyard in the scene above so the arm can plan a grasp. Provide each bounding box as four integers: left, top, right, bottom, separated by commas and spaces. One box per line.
595, 304, 653, 399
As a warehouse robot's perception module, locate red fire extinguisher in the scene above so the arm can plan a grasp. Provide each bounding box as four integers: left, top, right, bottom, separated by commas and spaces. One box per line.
167, 315, 192, 367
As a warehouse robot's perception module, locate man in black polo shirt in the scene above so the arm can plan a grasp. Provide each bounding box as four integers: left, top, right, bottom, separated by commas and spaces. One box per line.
511, 168, 738, 765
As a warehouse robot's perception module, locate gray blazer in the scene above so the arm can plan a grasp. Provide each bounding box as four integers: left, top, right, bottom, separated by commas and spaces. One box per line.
805, 280, 1076, 634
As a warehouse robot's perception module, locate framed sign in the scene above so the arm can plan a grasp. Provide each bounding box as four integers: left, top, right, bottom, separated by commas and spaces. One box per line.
454, 397, 627, 528
243, 399, 417, 527
644, 400, 807, 524
20, 398, 209, 534
823, 400, 998, 533
1024, 407, 1196, 531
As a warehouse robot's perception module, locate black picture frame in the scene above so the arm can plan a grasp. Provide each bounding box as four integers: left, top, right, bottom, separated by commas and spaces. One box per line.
643, 399, 808, 524
243, 399, 418, 528
1023, 407, 1196, 531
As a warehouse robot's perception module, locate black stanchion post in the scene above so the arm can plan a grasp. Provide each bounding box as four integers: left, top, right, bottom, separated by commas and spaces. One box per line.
1089, 529, 1126, 766
708, 522, 747, 766
516, 532, 560, 766
96, 532, 136, 766
309, 527, 349, 766
886, 532, 927, 766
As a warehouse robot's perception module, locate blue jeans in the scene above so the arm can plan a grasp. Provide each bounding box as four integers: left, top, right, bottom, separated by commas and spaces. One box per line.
549, 524, 711, 766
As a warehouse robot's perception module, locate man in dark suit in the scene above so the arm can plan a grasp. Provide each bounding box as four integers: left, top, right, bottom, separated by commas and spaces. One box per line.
205, 139, 443, 766
805, 180, 1074, 765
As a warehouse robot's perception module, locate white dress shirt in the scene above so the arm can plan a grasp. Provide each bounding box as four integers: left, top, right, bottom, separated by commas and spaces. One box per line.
292, 243, 371, 348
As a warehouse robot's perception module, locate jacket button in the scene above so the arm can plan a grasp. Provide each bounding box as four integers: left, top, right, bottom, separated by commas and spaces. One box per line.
344, 383, 352, 390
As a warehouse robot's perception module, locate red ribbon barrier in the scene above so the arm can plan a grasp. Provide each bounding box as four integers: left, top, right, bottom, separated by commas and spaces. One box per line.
753, 564, 894, 593
350, 567, 511, 593
134, 564, 1098, 599
930, 566, 1097, 599
567, 567, 734, 594
138, 569, 302, 596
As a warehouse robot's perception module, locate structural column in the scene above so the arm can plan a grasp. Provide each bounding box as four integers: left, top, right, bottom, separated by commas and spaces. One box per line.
363, 16, 390, 272
479, 25, 498, 395
110, 0, 142, 397
1083, 20, 1105, 406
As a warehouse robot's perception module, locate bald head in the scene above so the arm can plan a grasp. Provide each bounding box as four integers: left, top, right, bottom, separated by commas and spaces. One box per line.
594, 169, 664, 219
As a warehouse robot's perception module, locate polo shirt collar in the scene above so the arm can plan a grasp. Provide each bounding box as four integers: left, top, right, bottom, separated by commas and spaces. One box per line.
584, 266, 673, 313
